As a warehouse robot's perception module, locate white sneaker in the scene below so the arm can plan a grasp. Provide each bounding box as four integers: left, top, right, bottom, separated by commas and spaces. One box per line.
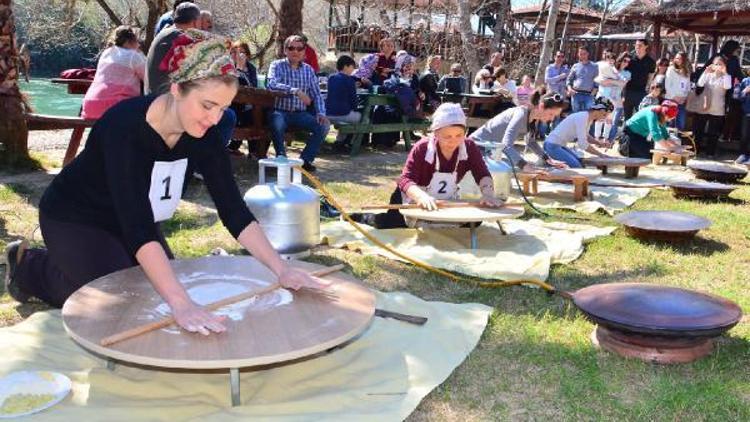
735, 154, 749, 164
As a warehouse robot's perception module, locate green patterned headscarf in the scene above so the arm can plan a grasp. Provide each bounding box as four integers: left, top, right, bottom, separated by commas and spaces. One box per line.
159, 29, 237, 84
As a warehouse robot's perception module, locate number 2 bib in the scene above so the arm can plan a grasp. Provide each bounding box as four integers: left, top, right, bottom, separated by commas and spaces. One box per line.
149, 159, 188, 222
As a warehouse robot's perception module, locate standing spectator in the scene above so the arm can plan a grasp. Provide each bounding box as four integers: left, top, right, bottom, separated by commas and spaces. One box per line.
692, 56, 732, 157
300, 34, 320, 74
623, 39, 656, 119
373, 38, 396, 85
715, 40, 744, 142
326, 55, 361, 149
145, 2, 200, 95
664, 52, 692, 130
566, 46, 599, 112
266, 35, 329, 171
516, 75, 534, 106
653, 58, 669, 87
594, 51, 630, 142
82, 26, 146, 120
638, 82, 663, 110
734, 72, 750, 164
198, 11, 213, 32
482, 51, 503, 81
545, 51, 569, 97
419, 55, 442, 113
154, 0, 190, 34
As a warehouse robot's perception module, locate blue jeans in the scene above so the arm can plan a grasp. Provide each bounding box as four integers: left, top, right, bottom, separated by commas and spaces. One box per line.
543, 142, 583, 168
608, 107, 624, 141
217, 108, 237, 147
669, 103, 687, 131
572, 92, 594, 113
268, 110, 330, 163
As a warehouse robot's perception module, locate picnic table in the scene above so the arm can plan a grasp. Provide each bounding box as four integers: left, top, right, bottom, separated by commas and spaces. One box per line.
231, 86, 286, 158
333, 92, 430, 156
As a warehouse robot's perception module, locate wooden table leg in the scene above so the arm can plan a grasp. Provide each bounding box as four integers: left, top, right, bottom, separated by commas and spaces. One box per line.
105, 359, 116, 371
624, 166, 640, 178
572, 177, 587, 202
63, 126, 85, 166
469, 223, 479, 250
651, 152, 662, 165
349, 133, 363, 156
531, 178, 538, 195
230, 368, 241, 406
597, 165, 608, 175
496, 220, 507, 235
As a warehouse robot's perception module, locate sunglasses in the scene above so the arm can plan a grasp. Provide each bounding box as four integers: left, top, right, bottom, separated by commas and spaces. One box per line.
286, 45, 305, 52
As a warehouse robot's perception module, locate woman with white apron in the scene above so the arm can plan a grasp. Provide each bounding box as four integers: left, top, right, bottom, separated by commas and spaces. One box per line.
5, 30, 327, 336
349, 103, 503, 228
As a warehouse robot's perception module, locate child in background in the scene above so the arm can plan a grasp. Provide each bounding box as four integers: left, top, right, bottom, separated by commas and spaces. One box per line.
326, 55, 361, 150
516, 75, 534, 106
638, 82, 663, 110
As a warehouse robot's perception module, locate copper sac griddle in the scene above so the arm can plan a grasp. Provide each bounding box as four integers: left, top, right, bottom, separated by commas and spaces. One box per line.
670, 181, 736, 200
571, 283, 743, 363
614, 210, 711, 242
688, 162, 748, 184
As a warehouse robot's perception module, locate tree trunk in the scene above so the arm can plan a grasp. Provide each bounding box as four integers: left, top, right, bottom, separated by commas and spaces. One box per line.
491, 0, 511, 52
0, 0, 30, 165
458, 0, 480, 75
92, 0, 122, 26
529, 0, 547, 40
534, 0, 560, 86
277, 0, 304, 58
558, 0, 573, 51
143, 0, 167, 52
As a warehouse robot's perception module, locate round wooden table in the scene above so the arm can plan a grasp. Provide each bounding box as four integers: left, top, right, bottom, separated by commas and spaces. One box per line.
582, 157, 650, 178
62, 256, 375, 406
670, 181, 736, 200
688, 162, 748, 183
614, 210, 711, 242
400, 205, 525, 249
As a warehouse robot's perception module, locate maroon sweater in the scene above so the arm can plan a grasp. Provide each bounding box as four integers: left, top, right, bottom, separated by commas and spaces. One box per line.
397, 137, 490, 194
375, 52, 396, 80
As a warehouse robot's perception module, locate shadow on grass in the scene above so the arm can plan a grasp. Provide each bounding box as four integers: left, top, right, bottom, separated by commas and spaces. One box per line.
632, 235, 730, 257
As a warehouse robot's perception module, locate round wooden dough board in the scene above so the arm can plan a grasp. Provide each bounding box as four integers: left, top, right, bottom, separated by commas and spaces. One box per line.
400, 205, 524, 223
545, 168, 601, 180
583, 157, 650, 167
62, 256, 375, 369
614, 211, 711, 233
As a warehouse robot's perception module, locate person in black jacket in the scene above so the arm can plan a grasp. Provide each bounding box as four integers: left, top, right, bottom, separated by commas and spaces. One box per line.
4, 30, 327, 336
419, 55, 442, 113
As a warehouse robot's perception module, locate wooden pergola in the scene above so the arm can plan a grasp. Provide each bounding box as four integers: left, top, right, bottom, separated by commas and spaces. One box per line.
512, 0, 618, 37
625, 0, 750, 57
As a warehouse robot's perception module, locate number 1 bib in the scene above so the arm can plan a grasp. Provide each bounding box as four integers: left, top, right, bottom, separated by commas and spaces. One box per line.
149, 159, 188, 222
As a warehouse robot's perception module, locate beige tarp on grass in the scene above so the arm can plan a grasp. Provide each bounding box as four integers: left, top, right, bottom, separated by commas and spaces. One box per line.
321, 219, 615, 281
0, 292, 492, 421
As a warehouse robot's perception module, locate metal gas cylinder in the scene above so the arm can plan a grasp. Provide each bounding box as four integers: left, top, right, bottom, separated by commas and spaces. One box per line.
243, 157, 320, 258
473, 141, 513, 200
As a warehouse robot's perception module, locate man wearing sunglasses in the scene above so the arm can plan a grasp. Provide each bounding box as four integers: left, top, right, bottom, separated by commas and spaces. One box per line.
545, 51, 569, 97
266, 35, 330, 172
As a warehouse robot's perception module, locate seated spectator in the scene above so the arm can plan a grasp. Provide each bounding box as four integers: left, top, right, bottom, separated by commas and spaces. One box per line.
472, 69, 495, 93
326, 55, 361, 149
419, 54, 442, 113
227, 41, 260, 156
353, 53, 378, 86
300, 34, 320, 74
516, 75, 534, 106
266, 35, 329, 171
437, 63, 466, 103
482, 51, 503, 82
492, 68, 517, 114
154, 0, 190, 34
371, 54, 422, 148
638, 81, 663, 110
199, 10, 213, 31
82, 26, 146, 120
373, 38, 397, 85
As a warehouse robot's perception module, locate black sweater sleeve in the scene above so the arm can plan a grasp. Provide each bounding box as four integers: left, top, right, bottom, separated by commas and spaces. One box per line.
193, 129, 257, 238
99, 120, 162, 256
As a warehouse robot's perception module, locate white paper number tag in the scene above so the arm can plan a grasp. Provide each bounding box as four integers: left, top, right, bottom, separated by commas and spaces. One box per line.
149, 159, 188, 222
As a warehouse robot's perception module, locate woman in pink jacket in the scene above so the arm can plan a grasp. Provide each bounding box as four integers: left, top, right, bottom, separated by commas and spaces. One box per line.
82, 26, 146, 119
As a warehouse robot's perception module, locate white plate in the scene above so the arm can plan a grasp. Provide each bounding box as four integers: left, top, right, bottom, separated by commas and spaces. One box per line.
0, 371, 71, 418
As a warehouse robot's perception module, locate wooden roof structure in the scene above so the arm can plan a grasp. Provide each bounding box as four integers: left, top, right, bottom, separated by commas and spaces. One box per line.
512, 0, 619, 35
625, 0, 750, 36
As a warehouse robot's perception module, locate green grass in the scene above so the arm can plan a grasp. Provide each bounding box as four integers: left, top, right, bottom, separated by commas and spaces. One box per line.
1, 147, 749, 420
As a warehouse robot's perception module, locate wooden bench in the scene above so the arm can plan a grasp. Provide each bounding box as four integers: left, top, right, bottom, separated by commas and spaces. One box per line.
650, 149, 694, 166
332, 93, 430, 156
25, 113, 97, 166
517, 172, 592, 202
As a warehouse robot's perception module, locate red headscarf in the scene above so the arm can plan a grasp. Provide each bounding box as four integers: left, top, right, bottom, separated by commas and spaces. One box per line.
653, 100, 679, 120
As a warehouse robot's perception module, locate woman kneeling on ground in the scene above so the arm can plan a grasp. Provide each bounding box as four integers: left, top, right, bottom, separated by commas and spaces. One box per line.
469, 89, 568, 172
4, 30, 327, 336
542, 97, 615, 168
619, 100, 681, 159
350, 103, 504, 228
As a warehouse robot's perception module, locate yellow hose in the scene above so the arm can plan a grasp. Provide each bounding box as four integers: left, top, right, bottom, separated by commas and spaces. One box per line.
298, 166, 558, 293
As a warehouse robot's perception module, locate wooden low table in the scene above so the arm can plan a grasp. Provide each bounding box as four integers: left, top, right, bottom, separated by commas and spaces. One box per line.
62, 256, 375, 406
399, 205, 524, 250
582, 157, 650, 178
614, 210, 711, 242
517, 168, 600, 202
651, 149, 694, 166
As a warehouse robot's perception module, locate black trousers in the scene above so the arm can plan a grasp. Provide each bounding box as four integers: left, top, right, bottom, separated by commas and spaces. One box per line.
14, 212, 174, 308
740, 113, 750, 155
692, 113, 724, 156
623, 89, 647, 120
373, 188, 408, 229
621, 127, 652, 159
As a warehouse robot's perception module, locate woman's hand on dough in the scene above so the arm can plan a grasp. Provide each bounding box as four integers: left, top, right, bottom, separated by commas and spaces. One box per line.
479, 195, 504, 208
172, 301, 227, 336
278, 265, 332, 290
